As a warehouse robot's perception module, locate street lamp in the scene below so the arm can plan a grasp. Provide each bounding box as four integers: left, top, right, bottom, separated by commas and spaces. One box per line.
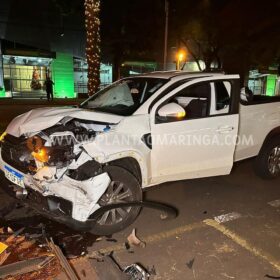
176, 50, 186, 70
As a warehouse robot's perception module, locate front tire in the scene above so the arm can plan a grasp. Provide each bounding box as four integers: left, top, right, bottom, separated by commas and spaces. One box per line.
89, 166, 142, 235
254, 137, 280, 179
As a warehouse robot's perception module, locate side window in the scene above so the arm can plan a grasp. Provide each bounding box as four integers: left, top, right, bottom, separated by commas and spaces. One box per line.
156, 82, 211, 122
211, 81, 231, 115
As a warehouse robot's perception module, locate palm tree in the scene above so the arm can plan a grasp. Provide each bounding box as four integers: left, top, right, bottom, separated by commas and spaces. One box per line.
84, 0, 101, 95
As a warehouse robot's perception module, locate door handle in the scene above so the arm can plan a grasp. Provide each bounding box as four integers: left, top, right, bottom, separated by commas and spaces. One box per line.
216, 126, 234, 133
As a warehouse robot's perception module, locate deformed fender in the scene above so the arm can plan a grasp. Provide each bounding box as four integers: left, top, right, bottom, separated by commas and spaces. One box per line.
82, 114, 152, 187
83, 141, 150, 187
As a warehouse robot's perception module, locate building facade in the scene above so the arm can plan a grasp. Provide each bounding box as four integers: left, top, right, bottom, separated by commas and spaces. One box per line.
0, 40, 112, 99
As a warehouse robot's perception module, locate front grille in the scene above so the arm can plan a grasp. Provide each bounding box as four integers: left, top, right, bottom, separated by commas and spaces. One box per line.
1, 135, 35, 173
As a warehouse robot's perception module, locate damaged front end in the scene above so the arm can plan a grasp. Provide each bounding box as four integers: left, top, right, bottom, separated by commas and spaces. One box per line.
0, 119, 115, 230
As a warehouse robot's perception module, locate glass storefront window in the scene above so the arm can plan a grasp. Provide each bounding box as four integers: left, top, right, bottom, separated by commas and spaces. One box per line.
2, 55, 52, 98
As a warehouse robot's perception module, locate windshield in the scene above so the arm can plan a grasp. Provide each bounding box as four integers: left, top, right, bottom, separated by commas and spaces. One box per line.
81, 77, 167, 116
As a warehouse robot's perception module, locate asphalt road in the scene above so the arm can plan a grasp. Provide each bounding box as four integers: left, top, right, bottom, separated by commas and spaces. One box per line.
89, 159, 280, 280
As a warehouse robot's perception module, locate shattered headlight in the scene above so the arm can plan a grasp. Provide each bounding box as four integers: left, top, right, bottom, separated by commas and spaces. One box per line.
27, 135, 75, 167
26, 136, 49, 163
32, 147, 49, 163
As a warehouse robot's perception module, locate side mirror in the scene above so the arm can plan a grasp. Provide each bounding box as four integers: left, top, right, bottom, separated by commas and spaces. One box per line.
158, 103, 186, 119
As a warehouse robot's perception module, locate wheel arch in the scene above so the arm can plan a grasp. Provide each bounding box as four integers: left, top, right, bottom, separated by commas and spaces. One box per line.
107, 157, 143, 185
259, 126, 280, 154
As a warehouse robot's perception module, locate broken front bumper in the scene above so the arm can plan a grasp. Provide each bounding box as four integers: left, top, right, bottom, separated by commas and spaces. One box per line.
0, 168, 107, 232
0, 146, 111, 230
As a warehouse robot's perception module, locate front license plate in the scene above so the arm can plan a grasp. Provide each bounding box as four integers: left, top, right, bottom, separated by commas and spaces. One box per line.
4, 165, 25, 188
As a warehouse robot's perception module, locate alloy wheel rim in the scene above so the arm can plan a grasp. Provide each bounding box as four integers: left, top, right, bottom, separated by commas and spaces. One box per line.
97, 181, 133, 226
268, 146, 280, 176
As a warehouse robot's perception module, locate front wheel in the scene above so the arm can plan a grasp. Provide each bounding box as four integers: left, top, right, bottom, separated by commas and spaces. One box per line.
89, 165, 142, 235
254, 137, 280, 179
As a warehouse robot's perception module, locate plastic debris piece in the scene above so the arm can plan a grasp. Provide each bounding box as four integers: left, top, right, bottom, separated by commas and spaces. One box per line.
0, 242, 8, 255
160, 212, 168, 220
127, 229, 146, 249
96, 237, 103, 242
186, 258, 195, 269
214, 212, 242, 224
7, 227, 13, 234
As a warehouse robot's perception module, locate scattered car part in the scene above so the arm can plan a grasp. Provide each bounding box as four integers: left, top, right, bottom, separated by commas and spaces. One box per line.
90, 254, 130, 280
0, 242, 8, 255
124, 264, 150, 280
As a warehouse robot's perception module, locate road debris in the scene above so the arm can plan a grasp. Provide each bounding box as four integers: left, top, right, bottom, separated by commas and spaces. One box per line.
0, 256, 53, 278
90, 253, 130, 280
124, 264, 150, 280
0, 241, 8, 255
127, 229, 146, 249
0, 224, 61, 279
90, 251, 153, 280
186, 258, 195, 269
0, 219, 100, 279
214, 212, 242, 224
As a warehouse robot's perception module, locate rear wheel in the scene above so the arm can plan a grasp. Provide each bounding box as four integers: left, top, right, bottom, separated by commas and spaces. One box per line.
89, 165, 142, 235
254, 137, 280, 179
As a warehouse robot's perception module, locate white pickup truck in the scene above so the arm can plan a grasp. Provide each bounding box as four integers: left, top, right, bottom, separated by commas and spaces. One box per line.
0, 71, 280, 235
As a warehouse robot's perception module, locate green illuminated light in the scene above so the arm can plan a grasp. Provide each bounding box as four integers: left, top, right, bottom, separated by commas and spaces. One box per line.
52, 53, 75, 98
0, 87, 5, 98
266, 74, 277, 96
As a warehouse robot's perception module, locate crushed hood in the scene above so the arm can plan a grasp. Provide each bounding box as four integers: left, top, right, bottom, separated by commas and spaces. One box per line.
6, 107, 124, 137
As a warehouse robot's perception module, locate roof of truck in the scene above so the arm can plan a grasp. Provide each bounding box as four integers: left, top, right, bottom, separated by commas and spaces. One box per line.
137, 71, 226, 80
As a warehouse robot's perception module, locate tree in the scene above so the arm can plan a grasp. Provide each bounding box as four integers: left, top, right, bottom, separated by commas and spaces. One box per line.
85, 0, 101, 95
175, 0, 226, 71
174, 0, 280, 85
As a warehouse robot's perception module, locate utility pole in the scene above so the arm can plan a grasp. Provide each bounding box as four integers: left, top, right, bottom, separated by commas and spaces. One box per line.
163, 0, 169, 71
